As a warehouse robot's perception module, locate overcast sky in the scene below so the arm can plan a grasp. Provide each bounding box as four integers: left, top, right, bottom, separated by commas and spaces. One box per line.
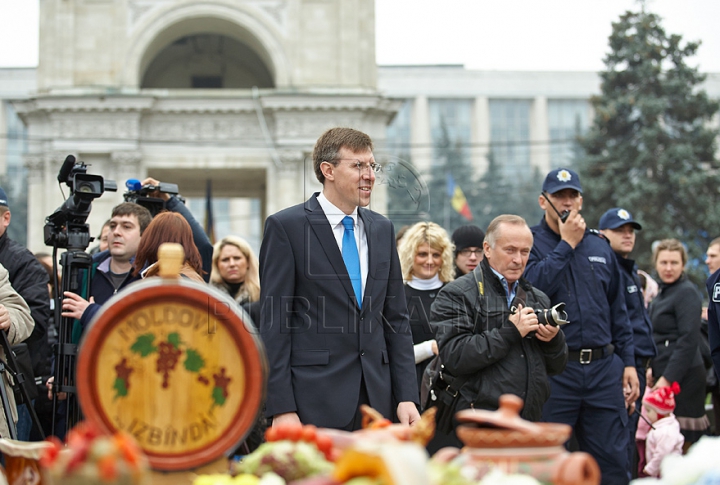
2, 0, 720, 72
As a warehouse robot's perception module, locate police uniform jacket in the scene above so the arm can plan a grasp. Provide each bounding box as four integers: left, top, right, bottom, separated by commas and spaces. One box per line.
706, 269, 720, 382
431, 258, 568, 421
524, 217, 634, 366
616, 256, 657, 360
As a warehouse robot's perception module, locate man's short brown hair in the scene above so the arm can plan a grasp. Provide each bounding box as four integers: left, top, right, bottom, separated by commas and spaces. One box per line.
111, 203, 153, 234
312, 127, 374, 184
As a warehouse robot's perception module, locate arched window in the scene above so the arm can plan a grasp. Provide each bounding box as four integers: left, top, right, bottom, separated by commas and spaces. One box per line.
141, 34, 274, 89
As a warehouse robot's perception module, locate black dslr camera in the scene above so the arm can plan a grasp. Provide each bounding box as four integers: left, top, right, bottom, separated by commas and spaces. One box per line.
123, 178, 182, 217
533, 302, 569, 327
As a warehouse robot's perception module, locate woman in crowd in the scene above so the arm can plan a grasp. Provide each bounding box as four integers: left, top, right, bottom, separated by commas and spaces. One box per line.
649, 238, 709, 447
398, 221, 455, 394
132, 212, 205, 283
209, 236, 260, 306
209, 236, 265, 454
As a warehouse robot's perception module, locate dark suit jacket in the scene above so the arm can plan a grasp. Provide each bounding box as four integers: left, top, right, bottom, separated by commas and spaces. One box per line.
259, 193, 418, 428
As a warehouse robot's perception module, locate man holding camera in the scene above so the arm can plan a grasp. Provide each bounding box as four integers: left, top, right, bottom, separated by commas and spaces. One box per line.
524, 168, 638, 485
431, 215, 567, 435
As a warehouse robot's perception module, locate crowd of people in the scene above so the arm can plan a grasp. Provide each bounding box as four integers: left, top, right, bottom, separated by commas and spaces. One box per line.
0, 127, 719, 485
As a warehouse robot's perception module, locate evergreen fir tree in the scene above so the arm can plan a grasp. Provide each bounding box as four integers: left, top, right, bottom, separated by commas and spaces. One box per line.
578, 8, 720, 283
474, 151, 544, 231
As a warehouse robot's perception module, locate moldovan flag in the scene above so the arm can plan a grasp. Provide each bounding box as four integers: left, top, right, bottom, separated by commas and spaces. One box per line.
446, 173, 473, 221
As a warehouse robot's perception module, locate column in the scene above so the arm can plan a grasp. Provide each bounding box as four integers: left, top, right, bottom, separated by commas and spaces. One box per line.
530, 96, 550, 174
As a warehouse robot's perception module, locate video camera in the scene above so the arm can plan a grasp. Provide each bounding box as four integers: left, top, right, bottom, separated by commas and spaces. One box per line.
123, 179, 183, 217
44, 155, 117, 250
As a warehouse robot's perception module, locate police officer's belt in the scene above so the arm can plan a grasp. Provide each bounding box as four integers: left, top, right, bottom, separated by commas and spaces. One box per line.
568, 344, 614, 364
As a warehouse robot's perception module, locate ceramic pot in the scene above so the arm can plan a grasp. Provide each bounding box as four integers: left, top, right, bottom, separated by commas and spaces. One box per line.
442, 394, 601, 485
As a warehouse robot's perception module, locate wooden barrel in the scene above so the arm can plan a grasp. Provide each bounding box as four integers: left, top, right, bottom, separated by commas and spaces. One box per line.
76, 276, 266, 471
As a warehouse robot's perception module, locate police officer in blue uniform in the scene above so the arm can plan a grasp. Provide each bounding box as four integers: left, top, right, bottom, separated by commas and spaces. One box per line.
706, 252, 720, 392
524, 168, 639, 485
599, 208, 657, 478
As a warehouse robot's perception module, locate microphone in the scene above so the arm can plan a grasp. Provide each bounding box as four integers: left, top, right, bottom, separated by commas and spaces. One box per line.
56, 155, 76, 185
125, 179, 142, 191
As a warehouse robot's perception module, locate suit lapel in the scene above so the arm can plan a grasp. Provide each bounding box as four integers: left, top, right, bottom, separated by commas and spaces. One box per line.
305, 195, 358, 307
359, 208, 376, 311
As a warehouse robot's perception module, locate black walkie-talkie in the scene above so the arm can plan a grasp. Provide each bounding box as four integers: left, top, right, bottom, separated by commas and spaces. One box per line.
541, 192, 571, 223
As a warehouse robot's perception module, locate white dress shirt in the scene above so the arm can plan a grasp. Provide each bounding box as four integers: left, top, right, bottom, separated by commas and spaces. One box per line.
317, 192, 369, 298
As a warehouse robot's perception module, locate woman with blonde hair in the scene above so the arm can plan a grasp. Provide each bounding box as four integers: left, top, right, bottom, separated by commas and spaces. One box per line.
397, 221, 455, 392
210, 235, 260, 305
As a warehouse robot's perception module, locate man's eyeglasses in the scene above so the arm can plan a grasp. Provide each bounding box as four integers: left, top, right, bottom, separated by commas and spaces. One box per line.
458, 248, 482, 257
330, 159, 382, 173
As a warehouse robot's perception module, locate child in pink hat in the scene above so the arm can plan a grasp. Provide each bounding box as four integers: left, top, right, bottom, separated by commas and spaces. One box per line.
642, 382, 685, 477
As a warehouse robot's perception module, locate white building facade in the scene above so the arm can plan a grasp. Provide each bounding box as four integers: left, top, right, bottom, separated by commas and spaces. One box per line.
2, 2, 720, 250
7, 0, 396, 254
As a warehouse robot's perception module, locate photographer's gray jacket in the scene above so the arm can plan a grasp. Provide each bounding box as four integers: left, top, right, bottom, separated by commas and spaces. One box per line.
431, 258, 568, 421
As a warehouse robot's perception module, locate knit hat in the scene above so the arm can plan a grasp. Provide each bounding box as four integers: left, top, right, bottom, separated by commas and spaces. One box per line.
0, 187, 8, 208
452, 225, 485, 254
643, 382, 681, 414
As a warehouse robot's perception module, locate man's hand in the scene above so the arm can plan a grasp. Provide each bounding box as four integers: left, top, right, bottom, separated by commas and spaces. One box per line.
534, 322, 560, 342
272, 412, 302, 427
431, 339, 438, 355
623, 366, 640, 405
61, 291, 93, 320
559, 210, 585, 249
46, 376, 67, 401
508, 304, 539, 337
141, 177, 170, 201
0, 304, 10, 331
397, 401, 420, 426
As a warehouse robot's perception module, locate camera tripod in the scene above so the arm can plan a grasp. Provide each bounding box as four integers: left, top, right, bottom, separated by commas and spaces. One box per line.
0, 329, 45, 440
51, 234, 93, 436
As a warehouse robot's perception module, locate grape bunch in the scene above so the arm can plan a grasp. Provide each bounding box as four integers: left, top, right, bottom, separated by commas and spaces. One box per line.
156, 341, 183, 388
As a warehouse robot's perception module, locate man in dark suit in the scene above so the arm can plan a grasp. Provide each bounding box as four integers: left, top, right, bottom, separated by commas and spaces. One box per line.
259, 127, 420, 431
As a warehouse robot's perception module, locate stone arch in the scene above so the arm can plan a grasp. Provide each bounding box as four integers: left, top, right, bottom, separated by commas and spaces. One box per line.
123, 1, 290, 88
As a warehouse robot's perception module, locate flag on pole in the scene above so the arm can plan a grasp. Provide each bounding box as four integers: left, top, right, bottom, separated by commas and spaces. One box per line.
446, 173, 473, 221
204, 179, 216, 244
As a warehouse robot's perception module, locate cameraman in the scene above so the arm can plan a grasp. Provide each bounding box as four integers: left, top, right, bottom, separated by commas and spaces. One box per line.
60, 202, 152, 329
430, 215, 567, 448
139, 177, 213, 282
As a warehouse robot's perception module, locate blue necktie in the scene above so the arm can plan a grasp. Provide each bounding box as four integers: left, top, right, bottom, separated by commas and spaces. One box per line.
341, 216, 362, 308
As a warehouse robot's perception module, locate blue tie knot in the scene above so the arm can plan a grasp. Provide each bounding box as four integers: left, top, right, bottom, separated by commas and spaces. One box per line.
342, 216, 354, 231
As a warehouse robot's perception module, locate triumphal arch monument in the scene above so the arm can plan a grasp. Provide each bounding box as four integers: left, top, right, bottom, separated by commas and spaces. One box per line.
15, 0, 397, 252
